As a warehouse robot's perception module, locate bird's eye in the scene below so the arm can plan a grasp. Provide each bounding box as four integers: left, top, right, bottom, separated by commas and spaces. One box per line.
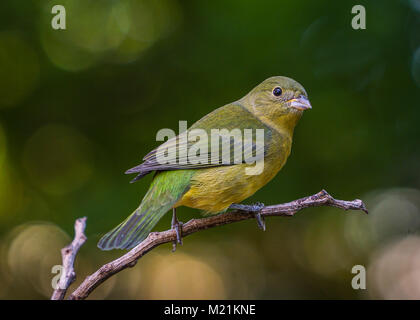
273, 87, 282, 96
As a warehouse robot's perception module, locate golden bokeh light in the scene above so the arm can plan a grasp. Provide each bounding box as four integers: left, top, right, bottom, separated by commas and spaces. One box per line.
141, 251, 226, 299
301, 214, 355, 277
368, 188, 420, 242
369, 235, 420, 299
39, 0, 181, 70
3, 222, 70, 298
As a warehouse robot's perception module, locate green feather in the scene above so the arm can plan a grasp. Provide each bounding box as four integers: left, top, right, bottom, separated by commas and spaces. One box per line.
98, 170, 194, 250
126, 102, 273, 182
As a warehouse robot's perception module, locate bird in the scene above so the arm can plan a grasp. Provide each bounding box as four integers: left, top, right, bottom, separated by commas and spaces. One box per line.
98, 76, 312, 250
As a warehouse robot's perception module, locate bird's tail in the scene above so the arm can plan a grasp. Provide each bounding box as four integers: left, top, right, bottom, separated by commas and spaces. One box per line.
97, 205, 167, 250
98, 170, 193, 250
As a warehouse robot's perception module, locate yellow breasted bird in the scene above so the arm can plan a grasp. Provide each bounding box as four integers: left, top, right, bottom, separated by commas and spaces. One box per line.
98, 76, 312, 250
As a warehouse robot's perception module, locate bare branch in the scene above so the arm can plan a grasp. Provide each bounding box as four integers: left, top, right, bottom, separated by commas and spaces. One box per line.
51, 217, 87, 300
67, 190, 367, 300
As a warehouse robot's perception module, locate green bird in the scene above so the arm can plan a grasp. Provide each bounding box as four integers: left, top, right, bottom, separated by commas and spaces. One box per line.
98, 76, 312, 250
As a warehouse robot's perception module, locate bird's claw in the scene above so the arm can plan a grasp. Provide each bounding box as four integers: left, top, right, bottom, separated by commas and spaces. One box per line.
174, 221, 183, 243
230, 202, 266, 231
252, 202, 265, 212
171, 209, 183, 252
255, 212, 266, 231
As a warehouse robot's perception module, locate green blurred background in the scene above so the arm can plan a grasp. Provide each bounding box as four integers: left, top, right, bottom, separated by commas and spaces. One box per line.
0, 0, 419, 299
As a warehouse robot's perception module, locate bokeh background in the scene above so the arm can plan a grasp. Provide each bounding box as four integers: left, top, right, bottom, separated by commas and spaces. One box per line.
0, 0, 419, 299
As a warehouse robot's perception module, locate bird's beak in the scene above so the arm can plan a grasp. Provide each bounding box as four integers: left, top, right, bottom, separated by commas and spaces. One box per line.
288, 95, 312, 111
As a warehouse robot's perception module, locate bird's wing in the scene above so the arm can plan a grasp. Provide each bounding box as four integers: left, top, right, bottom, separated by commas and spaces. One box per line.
126, 103, 272, 182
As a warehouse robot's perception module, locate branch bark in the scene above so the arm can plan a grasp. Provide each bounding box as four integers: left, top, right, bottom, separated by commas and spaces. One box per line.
51, 217, 87, 300
62, 190, 366, 300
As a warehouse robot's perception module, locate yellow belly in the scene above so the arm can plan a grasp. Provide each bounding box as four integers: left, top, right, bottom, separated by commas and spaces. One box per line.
175, 158, 286, 213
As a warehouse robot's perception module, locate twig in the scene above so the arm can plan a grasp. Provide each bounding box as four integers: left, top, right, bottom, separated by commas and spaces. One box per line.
51, 217, 87, 300
66, 190, 367, 300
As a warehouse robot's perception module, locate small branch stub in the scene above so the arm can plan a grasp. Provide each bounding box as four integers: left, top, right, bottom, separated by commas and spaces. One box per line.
51, 217, 87, 300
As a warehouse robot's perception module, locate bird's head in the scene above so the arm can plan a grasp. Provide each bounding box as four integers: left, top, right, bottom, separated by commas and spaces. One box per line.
242, 76, 311, 132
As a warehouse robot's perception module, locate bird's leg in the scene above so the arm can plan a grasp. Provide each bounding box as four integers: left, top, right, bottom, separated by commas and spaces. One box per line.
229, 202, 266, 231
171, 207, 183, 252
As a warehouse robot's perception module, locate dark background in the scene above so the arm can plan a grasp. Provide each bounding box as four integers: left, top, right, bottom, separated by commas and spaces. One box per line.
0, 0, 419, 299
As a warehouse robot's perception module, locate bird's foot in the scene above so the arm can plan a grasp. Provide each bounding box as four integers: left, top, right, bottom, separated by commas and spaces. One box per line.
171, 208, 183, 252
229, 202, 266, 231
